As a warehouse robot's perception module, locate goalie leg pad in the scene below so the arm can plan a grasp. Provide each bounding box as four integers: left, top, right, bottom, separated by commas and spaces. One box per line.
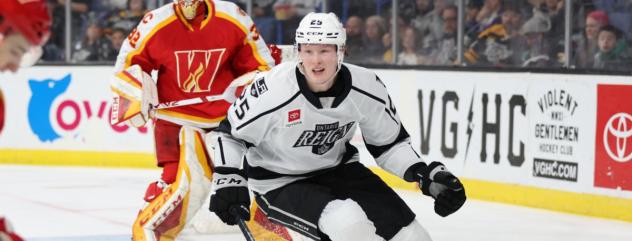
318, 199, 384, 241
0, 217, 24, 241
132, 127, 213, 241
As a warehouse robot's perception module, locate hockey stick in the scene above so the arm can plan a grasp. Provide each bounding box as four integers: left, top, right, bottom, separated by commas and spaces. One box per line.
230, 206, 255, 241
152, 71, 257, 110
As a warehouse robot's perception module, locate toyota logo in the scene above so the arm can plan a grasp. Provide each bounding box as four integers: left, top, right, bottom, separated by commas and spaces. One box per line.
603, 112, 632, 163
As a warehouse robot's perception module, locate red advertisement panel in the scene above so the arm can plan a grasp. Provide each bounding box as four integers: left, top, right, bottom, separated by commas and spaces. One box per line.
595, 84, 632, 190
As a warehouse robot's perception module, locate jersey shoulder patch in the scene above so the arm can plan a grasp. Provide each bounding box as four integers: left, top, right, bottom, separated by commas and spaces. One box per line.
228, 62, 300, 124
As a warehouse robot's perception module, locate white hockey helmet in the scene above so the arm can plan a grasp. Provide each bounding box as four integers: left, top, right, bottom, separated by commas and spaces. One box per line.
295, 12, 347, 69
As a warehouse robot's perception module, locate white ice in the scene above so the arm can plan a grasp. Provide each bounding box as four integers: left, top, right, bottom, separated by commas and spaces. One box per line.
1, 165, 631, 241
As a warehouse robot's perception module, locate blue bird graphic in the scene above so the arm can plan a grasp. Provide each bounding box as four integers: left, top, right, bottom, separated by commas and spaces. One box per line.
27, 74, 71, 142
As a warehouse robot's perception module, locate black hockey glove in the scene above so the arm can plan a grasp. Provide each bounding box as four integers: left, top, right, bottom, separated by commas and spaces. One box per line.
209, 167, 250, 225
405, 161, 466, 217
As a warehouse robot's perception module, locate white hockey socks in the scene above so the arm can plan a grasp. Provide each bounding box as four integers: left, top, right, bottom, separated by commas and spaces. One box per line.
318, 199, 384, 241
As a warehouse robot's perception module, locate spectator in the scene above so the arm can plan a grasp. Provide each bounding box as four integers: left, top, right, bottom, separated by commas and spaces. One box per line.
501, 3, 525, 39
593, 0, 632, 41
397, 27, 431, 65
519, 8, 555, 67
464, 19, 514, 66
362, 15, 388, 64
382, 15, 408, 64
411, 0, 450, 49
398, 0, 420, 24
72, 21, 114, 62
500, 4, 527, 66
593, 25, 631, 71
571, 10, 609, 68
106, 0, 148, 33
476, 0, 502, 31
344, 15, 364, 63
430, 4, 462, 65
465, 1, 482, 39
107, 28, 127, 61
542, 0, 564, 43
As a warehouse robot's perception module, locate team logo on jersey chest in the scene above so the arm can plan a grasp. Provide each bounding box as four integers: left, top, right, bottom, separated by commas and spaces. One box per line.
293, 121, 355, 155
174, 49, 226, 93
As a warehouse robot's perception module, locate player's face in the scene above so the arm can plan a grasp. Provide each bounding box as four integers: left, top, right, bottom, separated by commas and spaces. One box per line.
0, 33, 33, 73
298, 44, 339, 92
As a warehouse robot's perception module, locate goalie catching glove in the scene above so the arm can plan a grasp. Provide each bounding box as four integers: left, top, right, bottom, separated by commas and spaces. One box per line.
209, 167, 250, 225
110, 64, 158, 128
405, 161, 466, 217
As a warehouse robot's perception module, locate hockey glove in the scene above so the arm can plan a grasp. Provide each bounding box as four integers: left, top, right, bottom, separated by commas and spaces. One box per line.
406, 162, 466, 217
209, 167, 250, 225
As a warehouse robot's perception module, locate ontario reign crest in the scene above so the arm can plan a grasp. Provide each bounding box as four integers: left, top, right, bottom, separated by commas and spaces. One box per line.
293, 121, 355, 155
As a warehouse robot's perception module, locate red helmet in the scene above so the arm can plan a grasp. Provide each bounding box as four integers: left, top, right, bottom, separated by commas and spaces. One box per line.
0, 0, 51, 46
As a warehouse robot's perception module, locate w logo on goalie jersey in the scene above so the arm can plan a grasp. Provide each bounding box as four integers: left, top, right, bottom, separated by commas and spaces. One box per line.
174, 49, 226, 93
293, 121, 355, 155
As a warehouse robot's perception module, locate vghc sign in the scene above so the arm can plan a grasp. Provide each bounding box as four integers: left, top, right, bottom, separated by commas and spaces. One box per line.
413, 82, 528, 171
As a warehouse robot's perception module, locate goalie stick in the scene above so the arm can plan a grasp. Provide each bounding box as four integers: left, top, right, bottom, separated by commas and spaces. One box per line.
152, 71, 257, 110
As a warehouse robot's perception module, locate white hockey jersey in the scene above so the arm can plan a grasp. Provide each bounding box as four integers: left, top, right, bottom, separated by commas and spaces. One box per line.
214, 61, 422, 194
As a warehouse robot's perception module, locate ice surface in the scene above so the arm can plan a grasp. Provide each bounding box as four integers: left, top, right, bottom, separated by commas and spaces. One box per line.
1, 165, 631, 241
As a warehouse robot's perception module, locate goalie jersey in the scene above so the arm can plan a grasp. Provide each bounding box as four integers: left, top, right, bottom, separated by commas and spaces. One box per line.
113, 0, 274, 128
215, 62, 422, 194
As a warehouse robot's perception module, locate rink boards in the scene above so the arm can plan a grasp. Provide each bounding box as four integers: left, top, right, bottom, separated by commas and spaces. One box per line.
0, 66, 631, 222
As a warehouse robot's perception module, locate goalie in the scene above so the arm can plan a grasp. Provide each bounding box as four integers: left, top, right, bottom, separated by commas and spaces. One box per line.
109, 1, 282, 240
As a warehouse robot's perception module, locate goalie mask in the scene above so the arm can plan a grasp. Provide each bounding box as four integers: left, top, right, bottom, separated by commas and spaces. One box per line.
175, 0, 204, 20
295, 12, 347, 70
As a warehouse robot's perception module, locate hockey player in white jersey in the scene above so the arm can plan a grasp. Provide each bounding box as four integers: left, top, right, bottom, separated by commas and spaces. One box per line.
207, 12, 466, 241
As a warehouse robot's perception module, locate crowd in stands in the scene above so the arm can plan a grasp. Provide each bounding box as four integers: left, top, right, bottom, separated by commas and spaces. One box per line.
40, 0, 632, 72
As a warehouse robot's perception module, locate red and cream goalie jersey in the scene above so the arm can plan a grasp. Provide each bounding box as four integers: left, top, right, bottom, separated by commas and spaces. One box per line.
113, 0, 275, 128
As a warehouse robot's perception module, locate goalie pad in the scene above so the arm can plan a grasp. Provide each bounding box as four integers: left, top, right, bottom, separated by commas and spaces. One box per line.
110, 64, 158, 128
132, 127, 213, 241
0, 217, 24, 241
